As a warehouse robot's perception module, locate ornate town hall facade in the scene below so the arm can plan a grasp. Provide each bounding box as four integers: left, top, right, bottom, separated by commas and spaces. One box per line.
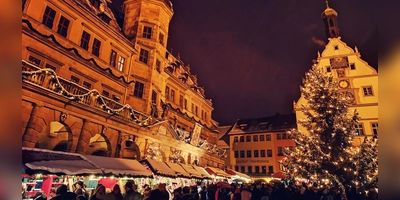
22, 0, 225, 167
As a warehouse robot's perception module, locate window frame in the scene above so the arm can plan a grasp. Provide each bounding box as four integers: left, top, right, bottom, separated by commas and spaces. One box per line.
239, 151, 245, 158
117, 55, 125, 71
234, 151, 239, 158
371, 122, 378, 135
362, 86, 374, 96
355, 123, 365, 136
42, 6, 57, 29
133, 81, 144, 98
260, 150, 266, 157
246, 150, 251, 158
80, 30, 91, 50
253, 135, 258, 142
56, 15, 70, 37
267, 150, 272, 157
92, 38, 101, 57
143, 26, 153, 39
260, 135, 265, 141
139, 48, 149, 64
254, 150, 259, 158
266, 134, 271, 141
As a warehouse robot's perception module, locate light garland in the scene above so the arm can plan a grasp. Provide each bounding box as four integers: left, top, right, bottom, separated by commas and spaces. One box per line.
22, 60, 154, 126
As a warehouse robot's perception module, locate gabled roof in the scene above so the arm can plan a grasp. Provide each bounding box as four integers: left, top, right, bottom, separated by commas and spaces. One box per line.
229, 113, 296, 134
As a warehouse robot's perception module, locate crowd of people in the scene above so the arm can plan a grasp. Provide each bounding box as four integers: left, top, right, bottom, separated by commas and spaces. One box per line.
26, 180, 378, 200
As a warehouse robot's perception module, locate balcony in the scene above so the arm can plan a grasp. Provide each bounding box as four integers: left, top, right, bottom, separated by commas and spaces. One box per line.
22, 60, 151, 125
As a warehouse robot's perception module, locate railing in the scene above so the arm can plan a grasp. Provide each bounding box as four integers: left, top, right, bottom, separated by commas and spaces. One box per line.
22, 60, 152, 125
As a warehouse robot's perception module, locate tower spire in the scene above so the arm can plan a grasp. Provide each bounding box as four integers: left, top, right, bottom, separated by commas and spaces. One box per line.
321, 0, 339, 39
326, 0, 329, 8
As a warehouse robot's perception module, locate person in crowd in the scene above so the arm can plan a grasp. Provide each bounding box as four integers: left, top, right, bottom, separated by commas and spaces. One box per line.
190, 185, 199, 200
33, 192, 46, 200
76, 188, 88, 200
91, 185, 106, 200
199, 186, 207, 200
142, 188, 151, 200
103, 193, 117, 200
173, 187, 183, 200
51, 184, 69, 200
112, 184, 124, 200
182, 186, 194, 200
240, 186, 251, 200
251, 184, 263, 200
123, 181, 143, 200
50, 188, 57, 199
233, 185, 241, 200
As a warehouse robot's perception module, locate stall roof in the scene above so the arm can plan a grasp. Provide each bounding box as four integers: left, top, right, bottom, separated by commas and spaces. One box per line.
84, 155, 152, 177
22, 147, 102, 175
226, 169, 251, 180
140, 159, 177, 177
179, 164, 203, 179
205, 167, 231, 178
25, 160, 102, 175
192, 166, 211, 179
164, 162, 191, 178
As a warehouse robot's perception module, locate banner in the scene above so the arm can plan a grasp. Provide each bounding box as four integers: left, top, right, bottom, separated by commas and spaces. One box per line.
190, 123, 203, 146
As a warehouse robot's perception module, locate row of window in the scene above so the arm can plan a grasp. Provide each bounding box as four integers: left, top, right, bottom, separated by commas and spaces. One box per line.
40, 5, 129, 73
233, 133, 290, 143
355, 122, 378, 136
165, 86, 208, 120
234, 166, 274, 174
234, 146, 294, 159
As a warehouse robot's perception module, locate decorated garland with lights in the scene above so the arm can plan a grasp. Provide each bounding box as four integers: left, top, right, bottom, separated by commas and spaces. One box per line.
354, 136, 378, 188
22, 60, 153, 126
280, 64, 373, 193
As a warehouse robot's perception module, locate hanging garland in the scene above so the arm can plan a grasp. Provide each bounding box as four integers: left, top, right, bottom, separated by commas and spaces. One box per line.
22, 60, 154, 126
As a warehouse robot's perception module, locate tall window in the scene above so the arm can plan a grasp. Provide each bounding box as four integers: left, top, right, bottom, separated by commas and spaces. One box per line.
326, 66, 331, 73
143, 26, 152, 39
246, 150, 251, 158
151, 90, 157, 104
277, 147, 283, 156
80, 31, 91, 50
139, 49, 149, 64
246, 136, 251, 142
267, 150, 272, 157
179, 95, 184, 108
171, 90, 175, 102
110, 50, 117, 67
255, 166, 260, 173
155, 59, 161, 73
266, 134, 271, 141
191, 103, 194, 113
159, 33, 164, 45
92, 38, 101, 57
165, 86, 170, 100
239, 136, 244, 142
184, 99, 188, 109
133, 81, 144, 98
117, 56, 125, 71
253, 135, 258, 142
362, 86, 373, 96
248, 166, 252, 173
57, 16, 70, 37
260, 150, 266, 157
233, 137, 238, 143
239, 151, 245, 158
268, 166, 274, 173
89, 0, 101, 9
355, 123, 364, 136
235, 166, 239, 172
372, 123, 378, 135
42, 6, 56, 29
240, 166, 245, 172
277, 133, 281, 140
254, 150, 259, 157
262, 166, 267, 174
282, 133, 287, 139
260, 135, 265, 141
195, 106, 198, 116
234, 151, 239, 158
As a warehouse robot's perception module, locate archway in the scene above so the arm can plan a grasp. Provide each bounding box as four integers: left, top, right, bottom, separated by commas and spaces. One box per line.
86, 134, 111, 157
53, 141, 68, 152
122, 142, 141, 160
92, 149, 108, 157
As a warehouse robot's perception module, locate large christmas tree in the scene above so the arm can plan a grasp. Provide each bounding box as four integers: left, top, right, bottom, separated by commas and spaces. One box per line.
281, 64, 362, 192
354, 136, 378, 188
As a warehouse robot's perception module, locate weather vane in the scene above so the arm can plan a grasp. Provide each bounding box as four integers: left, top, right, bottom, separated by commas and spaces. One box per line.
326, 0, 330, 8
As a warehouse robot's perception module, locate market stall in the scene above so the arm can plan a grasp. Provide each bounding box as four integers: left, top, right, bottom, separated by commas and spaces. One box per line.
204, 167, 232, 182
225, 169, 251, 183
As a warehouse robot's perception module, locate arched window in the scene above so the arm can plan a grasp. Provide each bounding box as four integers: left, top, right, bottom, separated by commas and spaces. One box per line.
331, 30, 336, 37
329, 18, 334, 27
53, 142, 68, 152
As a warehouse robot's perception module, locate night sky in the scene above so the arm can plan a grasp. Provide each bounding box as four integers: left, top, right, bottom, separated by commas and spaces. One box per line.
113, 0, 377, 125
166, 0, 377, 125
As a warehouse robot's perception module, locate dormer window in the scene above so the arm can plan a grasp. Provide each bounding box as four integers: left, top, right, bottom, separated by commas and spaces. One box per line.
239, 124, 248, 130
98, 13, 111, 24
90, 0, 101, 9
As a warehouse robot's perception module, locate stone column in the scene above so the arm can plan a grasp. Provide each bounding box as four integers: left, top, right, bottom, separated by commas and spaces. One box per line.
75, 119, 90, 154
22, 103, 44, 148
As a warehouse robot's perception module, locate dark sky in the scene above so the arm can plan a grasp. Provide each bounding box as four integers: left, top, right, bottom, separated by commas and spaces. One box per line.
166, 0, 377, 125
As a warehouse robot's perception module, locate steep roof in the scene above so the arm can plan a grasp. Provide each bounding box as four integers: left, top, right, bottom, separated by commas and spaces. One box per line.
229, 113, 297, 134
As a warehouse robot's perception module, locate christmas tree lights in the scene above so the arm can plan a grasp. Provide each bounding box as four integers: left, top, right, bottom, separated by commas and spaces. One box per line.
281, 65, 378, 193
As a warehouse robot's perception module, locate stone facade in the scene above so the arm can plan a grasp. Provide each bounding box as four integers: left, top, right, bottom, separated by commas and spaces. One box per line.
22, 0, 224, 168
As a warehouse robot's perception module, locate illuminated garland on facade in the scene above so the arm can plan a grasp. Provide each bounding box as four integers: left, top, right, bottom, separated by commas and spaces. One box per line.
22, 60, 153, 126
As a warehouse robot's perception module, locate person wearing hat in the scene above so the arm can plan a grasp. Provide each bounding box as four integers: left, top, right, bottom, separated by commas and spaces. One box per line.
123, 181, 143, 200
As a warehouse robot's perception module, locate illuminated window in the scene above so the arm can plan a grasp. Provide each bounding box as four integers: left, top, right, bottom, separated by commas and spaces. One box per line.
117, 56, 125, 71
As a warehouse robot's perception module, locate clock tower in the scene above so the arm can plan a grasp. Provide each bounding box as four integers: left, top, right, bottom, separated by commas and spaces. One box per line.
321, 0, 339, 39
294, 1, 378, 146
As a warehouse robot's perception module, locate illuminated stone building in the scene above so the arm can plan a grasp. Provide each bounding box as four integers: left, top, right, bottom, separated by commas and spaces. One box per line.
223, 114, 296, 180
294, 2, 378, 146
22, 0, 225, 168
